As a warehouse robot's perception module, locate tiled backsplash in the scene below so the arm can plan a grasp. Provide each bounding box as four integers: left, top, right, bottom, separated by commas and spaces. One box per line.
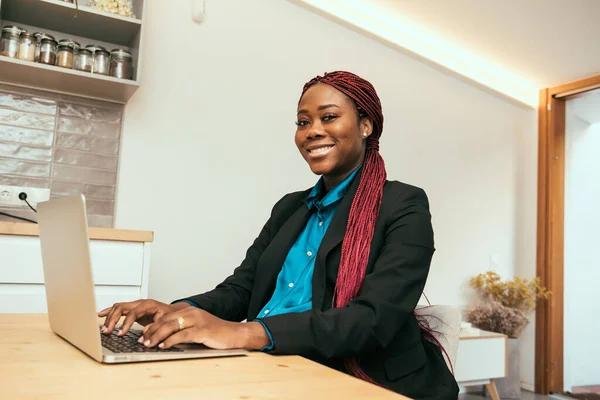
0, 83, 122, 227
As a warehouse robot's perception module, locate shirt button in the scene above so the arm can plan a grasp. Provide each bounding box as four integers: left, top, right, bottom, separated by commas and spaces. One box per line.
319, 221, 323, 226
306, 251, 313, 257
288, 282, 294, 288
264, 310, 270, 315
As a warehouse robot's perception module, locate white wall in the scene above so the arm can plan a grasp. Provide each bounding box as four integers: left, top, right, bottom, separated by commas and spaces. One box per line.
564, 111, 600, 390
115, 0, 538, 384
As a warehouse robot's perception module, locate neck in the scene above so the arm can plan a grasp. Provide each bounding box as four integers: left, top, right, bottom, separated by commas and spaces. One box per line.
323, 159, 364, 192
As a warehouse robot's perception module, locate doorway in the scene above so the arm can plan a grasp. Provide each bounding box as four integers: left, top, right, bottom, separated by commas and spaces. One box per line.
562, 91, 600, 397
536, 75, 600, 395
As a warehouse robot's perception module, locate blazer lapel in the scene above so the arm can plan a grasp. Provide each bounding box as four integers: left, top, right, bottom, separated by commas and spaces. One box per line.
313, 168, 363, 310
248, 200, 312, 318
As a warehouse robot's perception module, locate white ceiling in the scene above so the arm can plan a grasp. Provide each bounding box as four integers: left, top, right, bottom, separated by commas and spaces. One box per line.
369, 0, 600, 88
568, 89, 600, 125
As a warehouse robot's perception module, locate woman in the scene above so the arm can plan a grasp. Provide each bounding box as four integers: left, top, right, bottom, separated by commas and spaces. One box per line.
100, 71, 459, 399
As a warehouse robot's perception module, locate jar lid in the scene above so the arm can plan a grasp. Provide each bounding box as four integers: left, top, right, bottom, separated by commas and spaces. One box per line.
40, 37, 58, 45
58, 39, 76, 49
41, 33, 56, 41
85, 44, 108, 54
57, 45, 74, 52
20, 31, 34, 39
2, 25, 23, 35
78, 48, 92, 55
110, 49, 132, 60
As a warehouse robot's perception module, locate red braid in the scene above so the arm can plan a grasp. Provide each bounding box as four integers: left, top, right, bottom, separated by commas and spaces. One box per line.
301, 71, 444, 385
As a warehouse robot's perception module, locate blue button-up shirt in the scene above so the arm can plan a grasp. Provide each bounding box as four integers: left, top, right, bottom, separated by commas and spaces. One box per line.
255, 167, 361, 349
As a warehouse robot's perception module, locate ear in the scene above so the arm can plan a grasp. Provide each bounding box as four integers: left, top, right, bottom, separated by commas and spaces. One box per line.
359, 117, 373, 138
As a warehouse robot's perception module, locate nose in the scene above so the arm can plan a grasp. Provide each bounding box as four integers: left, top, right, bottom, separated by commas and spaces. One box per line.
306, 120, 325, 140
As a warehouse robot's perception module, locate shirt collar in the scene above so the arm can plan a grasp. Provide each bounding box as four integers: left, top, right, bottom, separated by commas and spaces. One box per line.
306, 166, 362, 211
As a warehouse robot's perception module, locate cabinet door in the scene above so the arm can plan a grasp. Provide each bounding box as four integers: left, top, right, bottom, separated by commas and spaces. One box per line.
455, 336, 507, 383
0, 283, 142, 313
0, 235, 145, 312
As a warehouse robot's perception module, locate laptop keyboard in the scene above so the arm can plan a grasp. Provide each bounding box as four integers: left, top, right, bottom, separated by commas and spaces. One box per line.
100, 327, 184, 353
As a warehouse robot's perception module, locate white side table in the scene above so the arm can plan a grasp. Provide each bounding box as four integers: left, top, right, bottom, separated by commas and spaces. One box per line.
455, 330, 507, 400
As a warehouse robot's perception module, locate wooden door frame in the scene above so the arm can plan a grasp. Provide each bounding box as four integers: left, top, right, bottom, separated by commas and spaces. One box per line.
536, 74, 600, 394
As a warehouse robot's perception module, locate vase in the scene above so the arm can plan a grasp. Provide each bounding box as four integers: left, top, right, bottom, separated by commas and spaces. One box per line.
487, 338, 521, 398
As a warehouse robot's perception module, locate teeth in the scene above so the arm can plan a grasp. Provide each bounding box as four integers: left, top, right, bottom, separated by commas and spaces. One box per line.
310, 145, 333, 154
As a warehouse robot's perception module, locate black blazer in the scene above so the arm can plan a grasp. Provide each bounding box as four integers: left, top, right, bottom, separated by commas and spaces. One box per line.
179, 171, 459, 399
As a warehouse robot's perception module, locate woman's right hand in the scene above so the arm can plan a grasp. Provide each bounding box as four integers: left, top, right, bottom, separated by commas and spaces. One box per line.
98, 299, 191, 336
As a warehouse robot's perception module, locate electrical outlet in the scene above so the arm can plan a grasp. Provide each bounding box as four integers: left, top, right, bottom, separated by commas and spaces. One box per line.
0, 185, 50, 207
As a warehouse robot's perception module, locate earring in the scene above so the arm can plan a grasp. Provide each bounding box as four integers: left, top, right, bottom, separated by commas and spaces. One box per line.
363, 132, 368, 138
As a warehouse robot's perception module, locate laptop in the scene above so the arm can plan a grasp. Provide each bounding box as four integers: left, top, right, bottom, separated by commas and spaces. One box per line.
37, 194, 247, 363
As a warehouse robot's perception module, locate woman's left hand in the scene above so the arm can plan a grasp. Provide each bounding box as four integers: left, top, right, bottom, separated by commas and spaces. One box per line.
139, 307, 271, 350
140, 307, 249, 350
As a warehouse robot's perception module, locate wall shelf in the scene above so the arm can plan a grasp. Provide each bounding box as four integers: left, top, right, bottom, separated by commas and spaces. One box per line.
0, 0, 145, 103
0, 55, 139, 103
1, 0, 141, 46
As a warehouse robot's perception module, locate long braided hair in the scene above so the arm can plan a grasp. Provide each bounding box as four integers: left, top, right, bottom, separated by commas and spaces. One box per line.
301, 71, 448, 384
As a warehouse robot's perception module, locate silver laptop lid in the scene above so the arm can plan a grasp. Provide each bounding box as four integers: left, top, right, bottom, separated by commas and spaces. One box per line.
37, 194, 103, 362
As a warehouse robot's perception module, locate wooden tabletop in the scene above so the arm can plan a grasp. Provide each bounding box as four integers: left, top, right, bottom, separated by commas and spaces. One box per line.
0, 221, 153, 242
0, 314, 407, 400
459, 330, 507, 340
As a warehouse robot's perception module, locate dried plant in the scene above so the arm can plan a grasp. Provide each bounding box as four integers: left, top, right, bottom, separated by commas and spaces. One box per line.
466, 271, 550, 338
469, 271, 550, 314
466, 300, 529, 338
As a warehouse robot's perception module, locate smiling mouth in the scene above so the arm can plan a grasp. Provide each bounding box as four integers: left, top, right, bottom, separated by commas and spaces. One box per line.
307, 145, 335, 158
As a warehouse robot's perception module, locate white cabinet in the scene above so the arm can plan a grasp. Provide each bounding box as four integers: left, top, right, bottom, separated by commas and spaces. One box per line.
0, 226, 151, 313
456, 332, 507, 399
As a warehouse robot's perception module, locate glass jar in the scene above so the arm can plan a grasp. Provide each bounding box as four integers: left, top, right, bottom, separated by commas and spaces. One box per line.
17, 31, 35, 61
1, 26, 22, 58
56, 44, 74, 68
84, 44, 98, 71
32, 32, 44, 62
75, 48, 93, 72
38, 37, 58, 65
72, 40, 80, 69
56, 39, 75, 69
93, 47, 110, 75
62, 40, 80, 69
109, 49, 133, 80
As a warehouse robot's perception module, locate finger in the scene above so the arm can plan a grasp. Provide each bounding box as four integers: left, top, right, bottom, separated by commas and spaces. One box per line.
153, 308, 167, 322
141, 312, 173, 343
142, 310, 175, 339
120, 303, 156, 336
144, 319, 181, 348
98, 306, 112, 317
142, 309, 193, 343
104, 303, 128, 334
101, 304, 119, 333
159, 329, 193, 349
139, 322, 153, 343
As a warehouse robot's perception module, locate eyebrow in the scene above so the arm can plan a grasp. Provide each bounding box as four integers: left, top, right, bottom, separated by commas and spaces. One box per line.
297, 104, 340, 115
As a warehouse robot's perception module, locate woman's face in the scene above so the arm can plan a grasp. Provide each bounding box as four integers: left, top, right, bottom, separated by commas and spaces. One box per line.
295, 83, 372, 186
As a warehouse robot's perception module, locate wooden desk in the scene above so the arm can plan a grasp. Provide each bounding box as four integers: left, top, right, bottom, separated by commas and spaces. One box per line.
0, 314, 407, 400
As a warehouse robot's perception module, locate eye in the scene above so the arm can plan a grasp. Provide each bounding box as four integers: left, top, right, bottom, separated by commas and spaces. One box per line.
295, 119, 309, 127
322, 114, 337, 122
